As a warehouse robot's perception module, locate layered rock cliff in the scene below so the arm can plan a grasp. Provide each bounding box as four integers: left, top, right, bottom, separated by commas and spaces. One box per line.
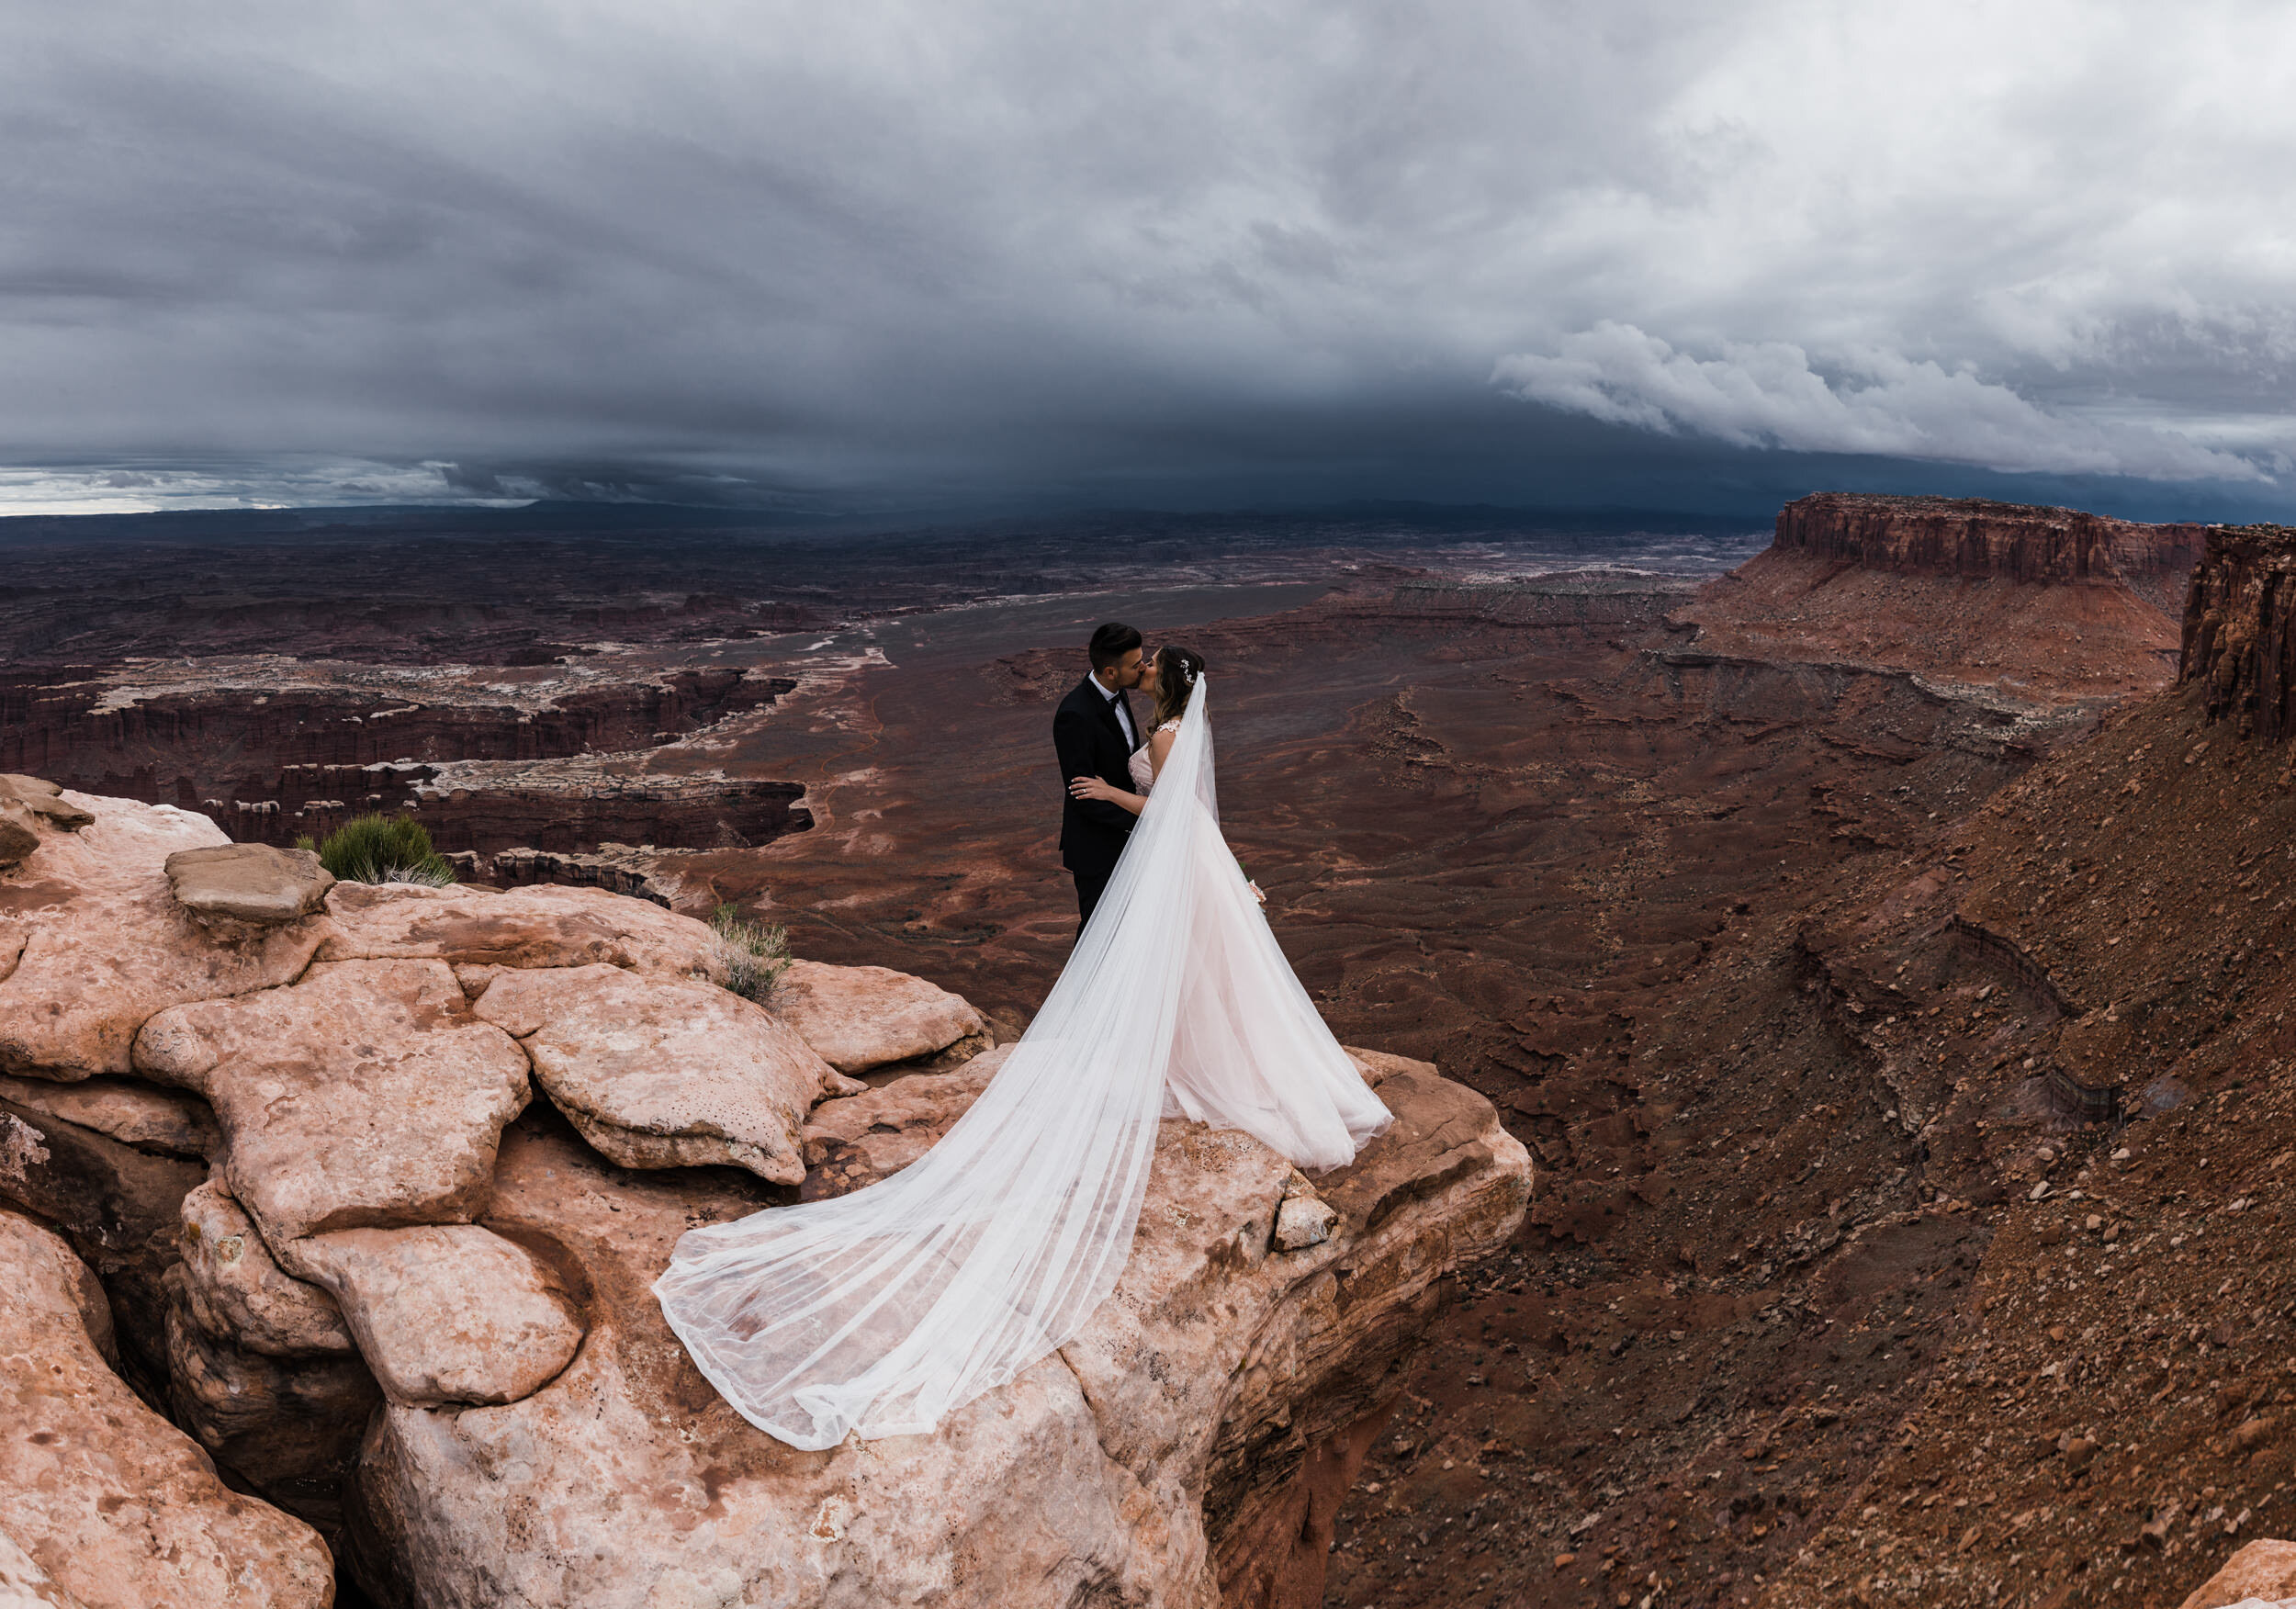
2182, 522, 2296, 745
0, 659, 809, 857
1670, 492, 2208, 712
0, 780, 1528, 1608
1773, 492, 2206, 603
1, 662, 788, 792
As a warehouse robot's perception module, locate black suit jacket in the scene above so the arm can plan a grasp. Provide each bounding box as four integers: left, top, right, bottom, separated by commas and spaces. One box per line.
1054, 675, 1140, 879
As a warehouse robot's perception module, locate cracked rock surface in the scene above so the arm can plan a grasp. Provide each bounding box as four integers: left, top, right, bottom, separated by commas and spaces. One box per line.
358, 1055, 1528, 1609
0, 794, 326, 1079
470, 962, 857, 1183
0, 1209, 333, 1609
771, 957, 993, 1075
134, 958, 535, 1245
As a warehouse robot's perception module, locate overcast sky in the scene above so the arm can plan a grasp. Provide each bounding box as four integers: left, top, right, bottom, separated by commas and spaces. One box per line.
7, 0, 2296, 519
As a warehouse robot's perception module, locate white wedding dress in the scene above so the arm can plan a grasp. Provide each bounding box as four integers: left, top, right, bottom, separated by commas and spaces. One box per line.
653, 676, 1391, 1450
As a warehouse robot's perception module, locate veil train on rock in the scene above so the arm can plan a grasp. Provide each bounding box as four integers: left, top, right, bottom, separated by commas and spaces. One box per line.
653, 676, 1391, 1449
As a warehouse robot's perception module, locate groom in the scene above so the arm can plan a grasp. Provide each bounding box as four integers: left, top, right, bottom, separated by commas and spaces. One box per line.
1053, 621, 1143, 926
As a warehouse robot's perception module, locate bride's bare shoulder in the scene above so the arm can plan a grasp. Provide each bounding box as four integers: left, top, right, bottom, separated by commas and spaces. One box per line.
1146, 720, 1180, 777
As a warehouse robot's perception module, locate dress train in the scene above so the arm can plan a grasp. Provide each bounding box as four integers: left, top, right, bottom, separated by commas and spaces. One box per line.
653, 677, 1389, 1448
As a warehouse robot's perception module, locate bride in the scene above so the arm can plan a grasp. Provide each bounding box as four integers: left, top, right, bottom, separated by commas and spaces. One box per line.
653, 645, 1392, 1450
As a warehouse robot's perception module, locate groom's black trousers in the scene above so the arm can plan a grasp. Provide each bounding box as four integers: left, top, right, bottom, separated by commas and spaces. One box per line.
1073, 864, 1115, 928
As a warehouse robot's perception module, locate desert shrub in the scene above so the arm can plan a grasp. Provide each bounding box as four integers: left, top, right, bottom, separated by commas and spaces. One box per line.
711, 902, 790, 1002
315, 814, 456, 886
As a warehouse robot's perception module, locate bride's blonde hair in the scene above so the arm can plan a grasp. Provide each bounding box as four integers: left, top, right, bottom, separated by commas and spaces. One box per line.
1152, 646, 1205, 727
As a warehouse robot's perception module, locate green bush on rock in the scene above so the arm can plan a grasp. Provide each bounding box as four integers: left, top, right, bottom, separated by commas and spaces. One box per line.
308, 815, 456, 886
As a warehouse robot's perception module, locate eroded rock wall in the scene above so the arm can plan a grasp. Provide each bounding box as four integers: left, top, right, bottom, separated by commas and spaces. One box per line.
2181, 521, 2296, 745
1, 666, 787, 800
0, 664, 805, 858
1773, 491, 2206, 600
1667, 493, 2206, 709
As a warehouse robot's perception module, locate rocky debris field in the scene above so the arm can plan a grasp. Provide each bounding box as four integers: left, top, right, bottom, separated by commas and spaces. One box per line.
1306, 514, 2296, 1609
0, 771, 1527, 1607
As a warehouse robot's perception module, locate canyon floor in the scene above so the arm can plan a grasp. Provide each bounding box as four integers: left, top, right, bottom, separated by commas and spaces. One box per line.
6, 497, 2288, 1609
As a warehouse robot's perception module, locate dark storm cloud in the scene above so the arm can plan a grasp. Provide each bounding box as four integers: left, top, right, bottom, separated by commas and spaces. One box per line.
6, 0, 2296, 514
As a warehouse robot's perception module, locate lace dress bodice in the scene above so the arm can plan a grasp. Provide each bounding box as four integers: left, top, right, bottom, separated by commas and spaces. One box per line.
1128, 718, 1182, 793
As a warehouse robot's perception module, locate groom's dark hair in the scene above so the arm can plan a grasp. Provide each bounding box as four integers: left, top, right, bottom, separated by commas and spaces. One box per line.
1088, 622, 1142, 671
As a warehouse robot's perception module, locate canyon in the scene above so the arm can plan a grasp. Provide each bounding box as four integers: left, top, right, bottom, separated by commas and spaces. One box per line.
3, 490, 2292, 1609
0, 659, 807, 855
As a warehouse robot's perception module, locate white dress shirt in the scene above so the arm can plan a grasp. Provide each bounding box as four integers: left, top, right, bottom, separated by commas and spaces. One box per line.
1096, 676, 1137, 748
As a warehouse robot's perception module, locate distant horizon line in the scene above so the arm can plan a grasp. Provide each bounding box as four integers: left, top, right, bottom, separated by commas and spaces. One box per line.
0, 494, 1798, 543
4, 488, 2280, 552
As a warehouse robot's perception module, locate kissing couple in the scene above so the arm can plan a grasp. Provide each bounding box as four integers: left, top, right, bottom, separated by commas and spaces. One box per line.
655, 619, 1390, 1450
1052, 621, 1255, 924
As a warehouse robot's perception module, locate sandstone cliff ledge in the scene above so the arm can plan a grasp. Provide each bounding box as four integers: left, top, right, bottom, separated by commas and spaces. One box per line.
1772, 491, 2204, 599
1671, 492, 2206, 711
0, 782, 1529, 1608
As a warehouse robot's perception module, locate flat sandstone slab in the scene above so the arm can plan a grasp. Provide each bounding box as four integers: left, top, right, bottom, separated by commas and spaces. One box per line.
0, 1074, 218, 1159
133, 958, 532, 1244
771, 958, 991, 1074
292, 1223, 583, 1408
0, 795, 326, 1079
319, 881, 718, 978
0, 1210, 333, 1609
164, 844, 334, 926
473, 963, 856, 1185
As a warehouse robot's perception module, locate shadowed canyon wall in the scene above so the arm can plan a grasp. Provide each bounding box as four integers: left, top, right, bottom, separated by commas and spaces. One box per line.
2182, 522, 2296, 745
0, 668, 808, 856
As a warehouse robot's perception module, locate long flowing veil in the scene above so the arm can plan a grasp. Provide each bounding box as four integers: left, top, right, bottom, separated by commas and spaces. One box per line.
652, 676, 1390, 1449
